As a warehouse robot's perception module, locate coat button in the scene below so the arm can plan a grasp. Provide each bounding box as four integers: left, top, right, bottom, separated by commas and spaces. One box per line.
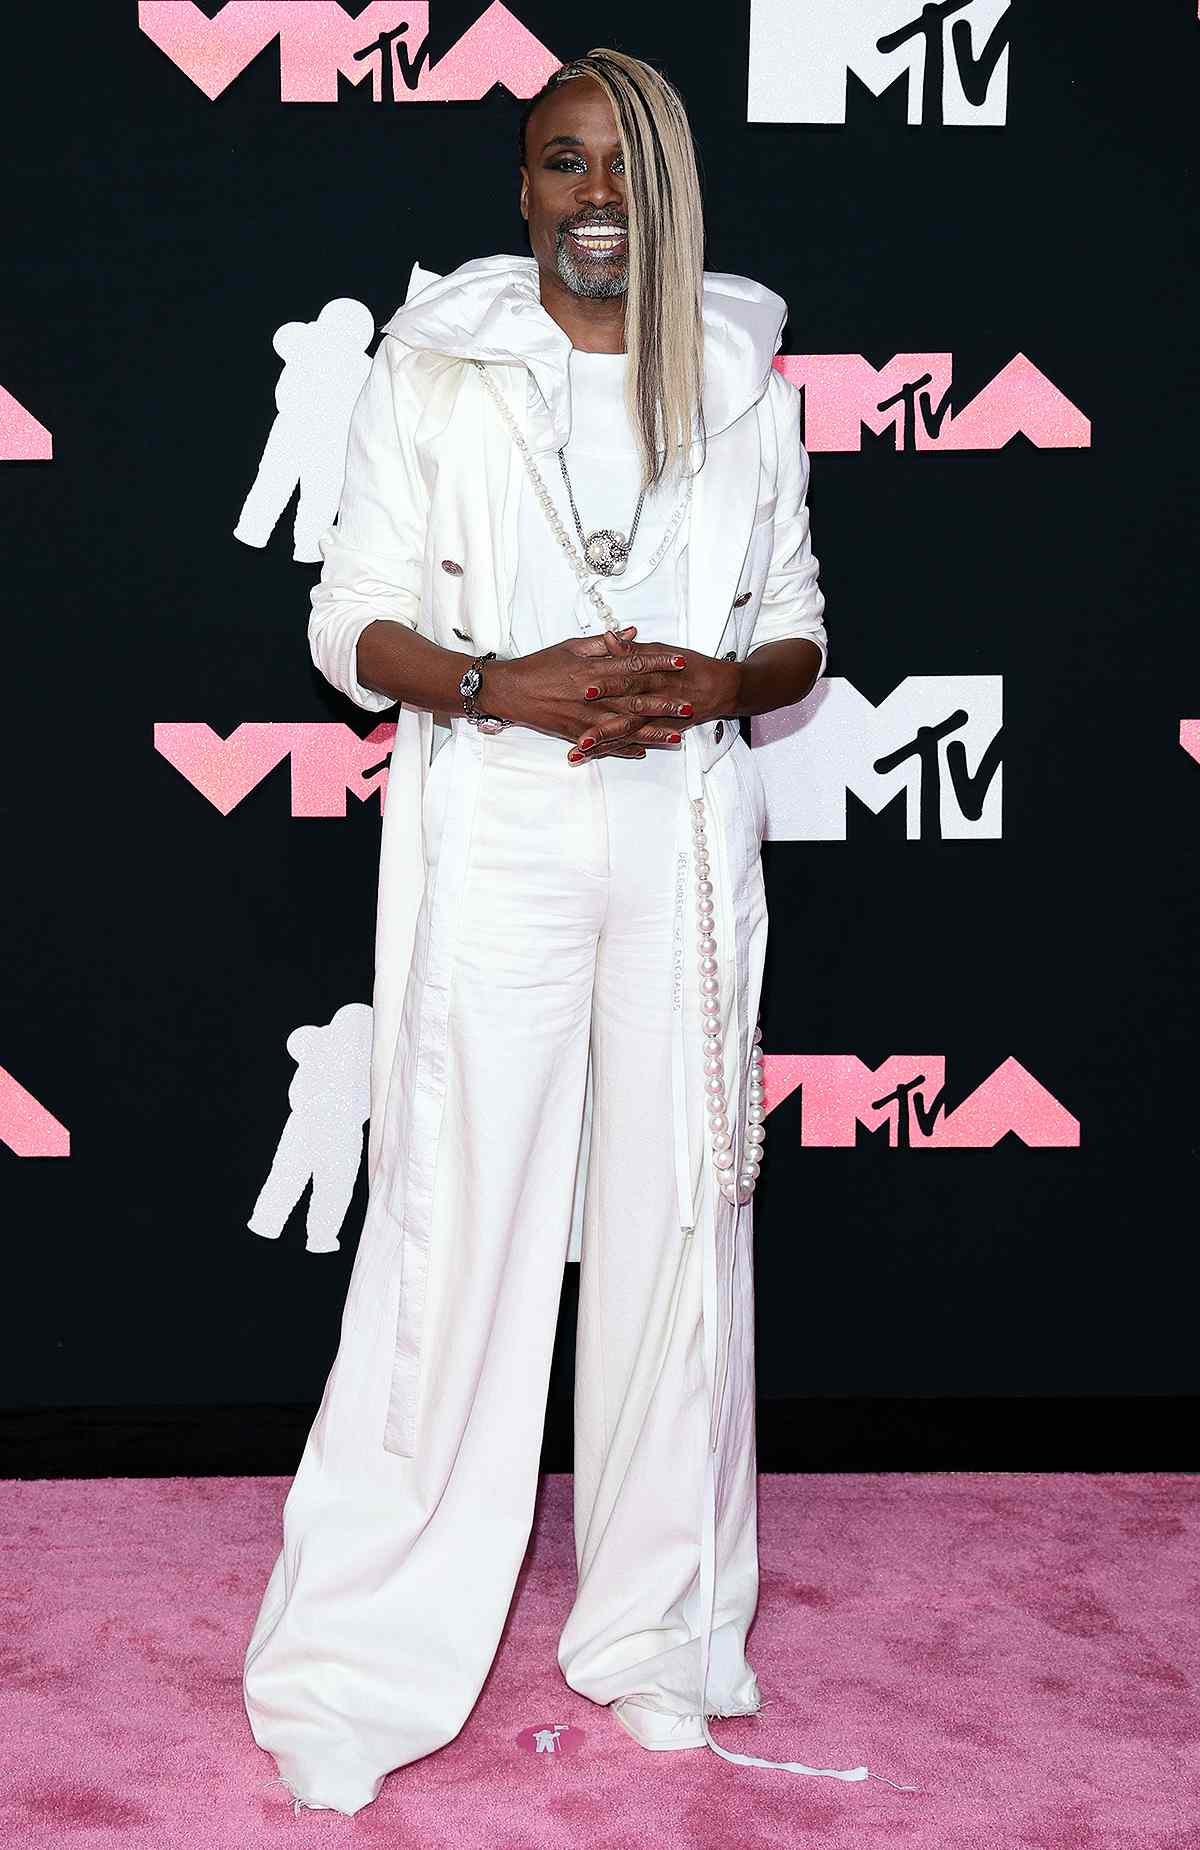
441, 559, 464, 576
733, 591, 752, 607
714, 720, 724, 743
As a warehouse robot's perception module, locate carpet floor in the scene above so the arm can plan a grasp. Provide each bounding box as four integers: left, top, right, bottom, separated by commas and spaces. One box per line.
1, 1472, 1196, 1848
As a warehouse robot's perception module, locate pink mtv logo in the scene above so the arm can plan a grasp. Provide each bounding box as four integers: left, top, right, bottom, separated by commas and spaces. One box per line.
0, 1066, 69, 1157
761, 1054, 1079, 1147
1180, 720, 1200, 766
773, 351, 1089, 452
154, 721, 396, 815
138, 2, 557, 103
0, 383, 51, 460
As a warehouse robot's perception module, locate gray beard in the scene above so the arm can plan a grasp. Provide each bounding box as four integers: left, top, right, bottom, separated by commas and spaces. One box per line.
554, 232, 629, 300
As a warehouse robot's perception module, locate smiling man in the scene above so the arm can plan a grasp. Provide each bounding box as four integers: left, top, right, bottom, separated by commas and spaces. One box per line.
537, 110, 631, 299
241, 49, 875, 1818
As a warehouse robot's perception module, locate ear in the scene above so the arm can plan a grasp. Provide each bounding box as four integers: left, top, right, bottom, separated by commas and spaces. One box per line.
518, 166, 529, 222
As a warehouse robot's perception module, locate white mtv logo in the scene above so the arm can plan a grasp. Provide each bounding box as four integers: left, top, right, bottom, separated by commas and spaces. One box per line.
753, 676, 1002, 840
748, 0, 1011, 127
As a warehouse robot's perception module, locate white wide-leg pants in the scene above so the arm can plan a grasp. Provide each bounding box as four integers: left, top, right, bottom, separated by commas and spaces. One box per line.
242, 720, 875, 1815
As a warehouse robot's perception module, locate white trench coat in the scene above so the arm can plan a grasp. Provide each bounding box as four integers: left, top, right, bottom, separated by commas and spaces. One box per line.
242, 256, 887, 1808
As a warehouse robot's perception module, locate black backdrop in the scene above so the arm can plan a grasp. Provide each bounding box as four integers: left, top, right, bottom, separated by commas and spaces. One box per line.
3, 2, 1197, 1474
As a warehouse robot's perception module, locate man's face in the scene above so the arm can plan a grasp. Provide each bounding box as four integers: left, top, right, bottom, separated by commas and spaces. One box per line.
520, 78, 629, 300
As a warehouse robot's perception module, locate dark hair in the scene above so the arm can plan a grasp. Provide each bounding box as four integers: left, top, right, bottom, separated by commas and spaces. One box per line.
517, 66, 572, 167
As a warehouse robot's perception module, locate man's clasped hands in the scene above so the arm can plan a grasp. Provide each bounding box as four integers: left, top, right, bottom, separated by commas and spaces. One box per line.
482, 624, 739, 762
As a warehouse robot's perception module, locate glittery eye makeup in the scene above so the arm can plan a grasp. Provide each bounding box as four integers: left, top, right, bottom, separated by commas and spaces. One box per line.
544, 154, 626, 175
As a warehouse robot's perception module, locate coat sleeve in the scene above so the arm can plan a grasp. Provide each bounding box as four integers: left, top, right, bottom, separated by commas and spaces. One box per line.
308, 336, 430, 711
747, 368, 828, 680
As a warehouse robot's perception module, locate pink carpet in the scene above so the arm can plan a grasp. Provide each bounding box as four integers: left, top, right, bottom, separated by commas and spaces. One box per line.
2, 1472, 1196, 1847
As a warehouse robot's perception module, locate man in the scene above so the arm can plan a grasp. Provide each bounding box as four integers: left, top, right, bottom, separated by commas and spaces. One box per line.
242, 49, 892, 1816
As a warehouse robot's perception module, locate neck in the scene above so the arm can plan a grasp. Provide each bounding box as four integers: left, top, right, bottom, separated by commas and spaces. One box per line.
537, 267, 626, 353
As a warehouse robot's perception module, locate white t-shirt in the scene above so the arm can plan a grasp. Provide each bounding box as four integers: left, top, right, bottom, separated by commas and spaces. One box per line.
434, 351, 690, 759
509, 349, 690, 654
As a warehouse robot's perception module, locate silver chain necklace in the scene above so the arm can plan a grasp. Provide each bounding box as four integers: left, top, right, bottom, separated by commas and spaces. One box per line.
470, 360, 691, 628
557, 448, 646, 577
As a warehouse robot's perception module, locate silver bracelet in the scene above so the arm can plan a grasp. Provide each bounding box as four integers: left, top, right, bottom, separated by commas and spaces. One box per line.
458, 650, 507, 734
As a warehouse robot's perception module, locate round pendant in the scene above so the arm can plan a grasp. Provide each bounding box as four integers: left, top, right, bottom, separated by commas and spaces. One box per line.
583, 529, 630, 577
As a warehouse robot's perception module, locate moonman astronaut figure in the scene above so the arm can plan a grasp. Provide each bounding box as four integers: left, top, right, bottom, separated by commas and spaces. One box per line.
242, 48, 884, 1818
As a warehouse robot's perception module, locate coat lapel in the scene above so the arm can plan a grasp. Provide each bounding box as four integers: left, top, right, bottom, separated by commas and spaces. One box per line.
685, 408, 763, 660
430, 348, 769, 668
438, 357, 524, 659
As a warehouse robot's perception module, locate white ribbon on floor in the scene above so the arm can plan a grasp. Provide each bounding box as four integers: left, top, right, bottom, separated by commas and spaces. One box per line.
671, 733, 921, 1792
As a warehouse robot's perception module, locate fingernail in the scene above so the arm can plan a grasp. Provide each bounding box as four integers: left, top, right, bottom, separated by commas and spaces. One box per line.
679, 703, 694, 717
668, 732, 682, 744
567, 749, 583, 762
671, 655, 686, 667
584, 686, 599, 699
580, 736, 596, 749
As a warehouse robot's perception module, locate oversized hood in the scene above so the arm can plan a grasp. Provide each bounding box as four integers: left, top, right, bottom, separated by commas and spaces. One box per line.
378, 252, 786, 452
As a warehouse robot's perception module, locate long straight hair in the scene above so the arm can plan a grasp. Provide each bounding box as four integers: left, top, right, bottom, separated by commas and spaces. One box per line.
524, 49, 706, 489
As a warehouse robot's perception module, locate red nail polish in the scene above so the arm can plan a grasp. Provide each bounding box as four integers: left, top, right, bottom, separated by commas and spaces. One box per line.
567, 749, 583, 762
668, 732, 682, 744
584, 686, 599, 699
580, 736, 596, 749
679, 703, 694, 717
671, 655, 686, 667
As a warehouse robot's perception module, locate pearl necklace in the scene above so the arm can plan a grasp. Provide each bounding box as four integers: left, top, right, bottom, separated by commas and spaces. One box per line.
473, 357, 764, 1205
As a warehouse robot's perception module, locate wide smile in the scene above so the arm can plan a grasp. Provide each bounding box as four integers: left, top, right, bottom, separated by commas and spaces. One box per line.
564, 223, 629, 258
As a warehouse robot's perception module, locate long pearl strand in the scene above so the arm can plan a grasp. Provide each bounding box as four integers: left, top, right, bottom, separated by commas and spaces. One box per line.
691, 796, 766, 1206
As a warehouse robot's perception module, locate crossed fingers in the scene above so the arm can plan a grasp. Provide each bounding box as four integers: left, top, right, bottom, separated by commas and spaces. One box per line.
570, 673, 695, 763
565, 627, 693, 762
584, 662, 688, 696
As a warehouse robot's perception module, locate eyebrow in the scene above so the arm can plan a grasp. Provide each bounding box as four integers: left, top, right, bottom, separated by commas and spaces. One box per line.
539, 134, 621, 159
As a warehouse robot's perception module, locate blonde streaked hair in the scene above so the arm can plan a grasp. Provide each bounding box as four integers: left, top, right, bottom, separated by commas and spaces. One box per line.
523, 48, 707, 489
